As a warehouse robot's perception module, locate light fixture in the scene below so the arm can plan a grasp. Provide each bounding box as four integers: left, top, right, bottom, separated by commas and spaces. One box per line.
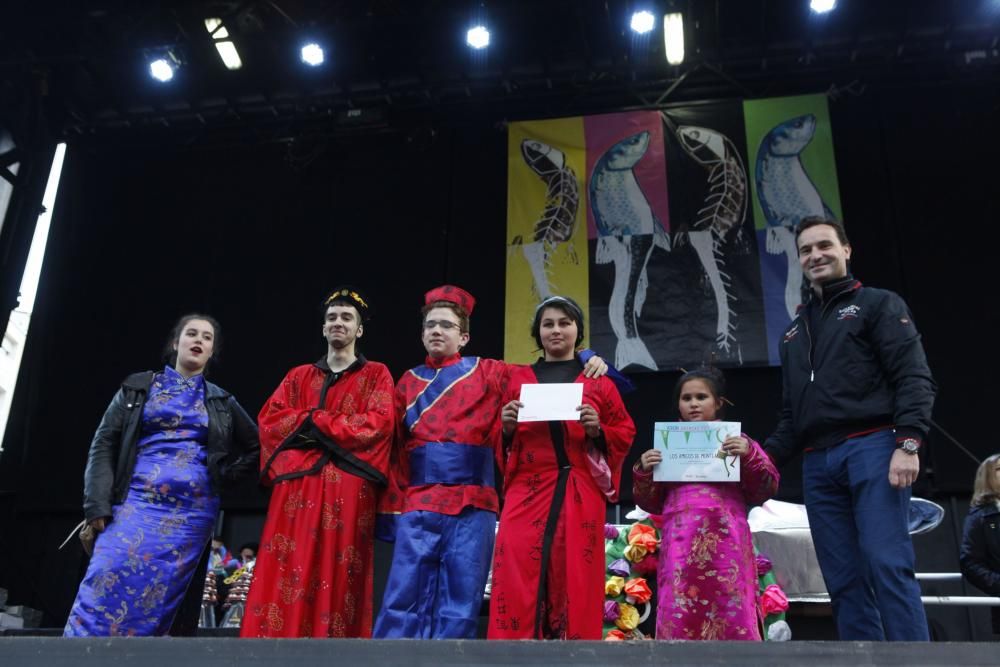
664, 12, 685, 65
301, 43, 325, 66
467, 25, 490, 49
204, 17, 243, 70
149, 58, 175, 82
630, 10, 656, 34
809, 0, 837, 14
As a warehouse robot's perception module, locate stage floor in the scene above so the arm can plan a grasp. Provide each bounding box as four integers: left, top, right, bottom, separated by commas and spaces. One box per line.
0, 637, 995, 666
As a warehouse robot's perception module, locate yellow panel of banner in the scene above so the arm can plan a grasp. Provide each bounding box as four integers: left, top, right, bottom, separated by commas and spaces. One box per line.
505, 117, 590, 362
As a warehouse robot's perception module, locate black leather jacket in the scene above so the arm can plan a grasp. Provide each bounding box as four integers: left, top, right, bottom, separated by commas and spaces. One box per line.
960, 502, 1000, 595
960, 501, 1000, 632
82, 370, 260, 521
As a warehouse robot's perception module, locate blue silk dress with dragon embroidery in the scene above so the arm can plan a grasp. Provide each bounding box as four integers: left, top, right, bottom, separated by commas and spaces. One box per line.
64, 366, 220, 636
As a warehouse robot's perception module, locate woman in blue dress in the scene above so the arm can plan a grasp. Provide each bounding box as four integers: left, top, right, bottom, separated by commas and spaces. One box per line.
64, 314, 259, 636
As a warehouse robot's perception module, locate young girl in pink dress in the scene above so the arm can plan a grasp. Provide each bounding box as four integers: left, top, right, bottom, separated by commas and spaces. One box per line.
632, 367, 779, 640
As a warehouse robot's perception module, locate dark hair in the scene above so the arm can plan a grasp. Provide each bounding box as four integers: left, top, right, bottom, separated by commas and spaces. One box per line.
163, 313, 221, 370
322, 298, 364, 323
673, 366, 726, 418
531, 296, 585, 349
422, 300, 470, 334
238, 542, 259, 554
795, 216, 850, 245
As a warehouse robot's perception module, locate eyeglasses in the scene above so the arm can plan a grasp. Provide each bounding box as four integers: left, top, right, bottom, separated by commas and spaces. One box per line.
423, 319, 461, 331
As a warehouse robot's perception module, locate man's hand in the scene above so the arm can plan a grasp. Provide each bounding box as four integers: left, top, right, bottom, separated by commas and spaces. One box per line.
888, 449, 919, 489
89, 517, 108, 533
581, 355, 608, 378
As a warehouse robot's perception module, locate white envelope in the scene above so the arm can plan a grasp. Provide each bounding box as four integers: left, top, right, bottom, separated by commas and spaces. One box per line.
517, 383, 583, 422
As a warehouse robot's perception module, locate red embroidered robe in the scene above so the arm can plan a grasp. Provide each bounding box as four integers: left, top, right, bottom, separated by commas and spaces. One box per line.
488, 364, 635, 639
241, 357, 393, 638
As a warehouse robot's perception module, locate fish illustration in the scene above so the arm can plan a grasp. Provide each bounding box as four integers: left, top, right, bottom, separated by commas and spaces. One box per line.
511, 139, 580, 298
676, 125, 749, 353
590, 131, 670, 371
756, 114, 834, 318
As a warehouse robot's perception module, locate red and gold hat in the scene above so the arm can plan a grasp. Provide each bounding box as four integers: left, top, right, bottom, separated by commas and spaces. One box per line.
424, 284, 476, 315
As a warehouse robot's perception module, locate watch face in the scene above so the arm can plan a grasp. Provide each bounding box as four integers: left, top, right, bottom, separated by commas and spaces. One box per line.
900, 439, 919, 454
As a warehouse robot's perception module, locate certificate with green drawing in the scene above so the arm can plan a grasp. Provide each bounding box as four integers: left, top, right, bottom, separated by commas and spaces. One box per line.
652, 422, 741, 482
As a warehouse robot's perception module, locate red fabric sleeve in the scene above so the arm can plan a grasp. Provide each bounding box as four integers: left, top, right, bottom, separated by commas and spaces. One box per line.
739, 434, 780, 507
593, 376, 636, 499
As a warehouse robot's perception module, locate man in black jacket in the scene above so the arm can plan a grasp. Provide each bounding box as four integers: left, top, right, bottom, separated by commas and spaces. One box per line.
765, 217, 936, 641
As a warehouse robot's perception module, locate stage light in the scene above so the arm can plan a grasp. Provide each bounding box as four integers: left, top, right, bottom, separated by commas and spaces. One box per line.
301, 43, 325, 66
204, 18, 242, 70
149, 58, 174, 82
664, 12, 685, 65
467, 25, 490, 49
630, 10, 656, 34
810, 0, 837, 13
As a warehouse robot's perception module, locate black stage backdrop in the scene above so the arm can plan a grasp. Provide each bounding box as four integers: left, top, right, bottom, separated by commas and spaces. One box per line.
0, 81, 995, 627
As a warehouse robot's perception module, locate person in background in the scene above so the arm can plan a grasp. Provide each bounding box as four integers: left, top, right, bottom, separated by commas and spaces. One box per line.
210, 537, 240, 574
959, 453, 1000, 635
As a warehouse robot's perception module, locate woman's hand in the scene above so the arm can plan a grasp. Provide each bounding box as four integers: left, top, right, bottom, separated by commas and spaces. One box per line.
578, 404, 601, 439
721, 435, 749, 458
89, 517, 109, 533
501, 400, 523, 437
639, 449, 662, 472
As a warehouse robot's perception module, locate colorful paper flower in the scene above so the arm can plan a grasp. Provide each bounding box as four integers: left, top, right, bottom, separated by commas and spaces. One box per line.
604, 629, 627, 641
603, 600, 620, 623
604, 524, 620, 540
755, 553, 773, 576
608, 558, 631, 577
633, 553, 658, 576
761, 584, 789, 615
614, 602, 640, 631
623, 543, 648, 563
624, 578, 653, 604
604, 576, 625, 596
627, 523, 660, 553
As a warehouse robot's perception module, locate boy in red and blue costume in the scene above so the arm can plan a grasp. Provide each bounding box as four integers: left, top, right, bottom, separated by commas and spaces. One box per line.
374, 285, 606, 638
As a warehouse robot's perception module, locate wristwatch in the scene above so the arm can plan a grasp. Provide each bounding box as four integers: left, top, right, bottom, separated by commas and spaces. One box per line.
897, 438, 920, 455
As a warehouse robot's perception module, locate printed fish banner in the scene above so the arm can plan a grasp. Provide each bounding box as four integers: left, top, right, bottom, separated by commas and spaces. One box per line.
504, 111, 669, 365
744, 94, 843, 365
505, 95, 842, 370
505, 116, 591, 363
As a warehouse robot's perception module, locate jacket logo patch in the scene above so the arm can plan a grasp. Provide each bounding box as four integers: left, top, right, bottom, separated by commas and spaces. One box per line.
783, 324, 800, 343
837, 305, 861, 320
900, 317, 911, 325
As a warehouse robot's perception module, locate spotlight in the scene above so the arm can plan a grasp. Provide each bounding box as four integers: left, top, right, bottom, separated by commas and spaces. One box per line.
810, 0, 836, 13
630, 10, 656, 34
301, 43, 325, 66
204, 18, 242, 70
467, 25, 490, 49
149, 58, 175, 82
664, 13, 684, 65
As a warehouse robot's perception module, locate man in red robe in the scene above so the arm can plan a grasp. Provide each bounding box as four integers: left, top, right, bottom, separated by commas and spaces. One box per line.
241, 286, 395, 638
